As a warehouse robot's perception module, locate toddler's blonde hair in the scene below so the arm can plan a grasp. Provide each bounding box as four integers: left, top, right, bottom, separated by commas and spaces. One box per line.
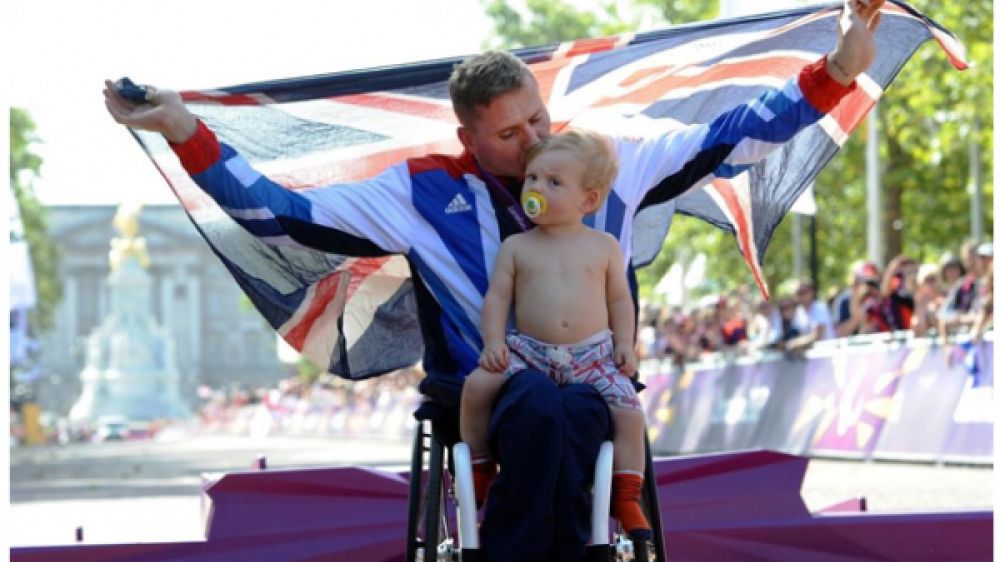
526, 129, 618, 205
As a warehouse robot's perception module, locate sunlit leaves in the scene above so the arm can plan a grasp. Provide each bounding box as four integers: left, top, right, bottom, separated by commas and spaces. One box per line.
10, 108, 63, 333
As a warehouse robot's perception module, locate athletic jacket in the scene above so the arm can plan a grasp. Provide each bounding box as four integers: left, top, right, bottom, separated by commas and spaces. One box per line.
170, 57, 851, 406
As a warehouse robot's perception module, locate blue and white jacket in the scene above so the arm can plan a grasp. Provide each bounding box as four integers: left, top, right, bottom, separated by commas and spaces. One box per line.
171, 57, 850, 406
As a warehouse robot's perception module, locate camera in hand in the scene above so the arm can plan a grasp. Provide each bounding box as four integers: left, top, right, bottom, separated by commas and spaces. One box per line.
115, 77, 153, 104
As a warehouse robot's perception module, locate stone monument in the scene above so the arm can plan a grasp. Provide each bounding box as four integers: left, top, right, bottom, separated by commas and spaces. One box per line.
69, 203, 191, 425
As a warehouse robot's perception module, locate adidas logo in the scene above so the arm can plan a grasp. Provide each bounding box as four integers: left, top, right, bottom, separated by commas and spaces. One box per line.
444, 193, 472, 214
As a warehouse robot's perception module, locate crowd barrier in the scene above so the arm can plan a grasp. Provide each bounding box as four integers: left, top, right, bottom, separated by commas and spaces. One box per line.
200, 333, 992, 464
198, 386, 422, 442
640, 332, 993, 464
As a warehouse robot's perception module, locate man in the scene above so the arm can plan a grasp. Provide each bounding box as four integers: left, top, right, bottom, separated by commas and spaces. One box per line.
939, 251, 965, 288
970, 243, 993, 342
103, 2, 883, 559
833, 260, 887, 336
880, 254, 918, 330
770, 294, 806, 353
792, 278, 834, 344
910, 263, 943, 336
939, 239, 990, 336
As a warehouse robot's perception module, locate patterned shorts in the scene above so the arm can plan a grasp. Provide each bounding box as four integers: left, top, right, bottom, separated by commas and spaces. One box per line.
503, 329, 640, 411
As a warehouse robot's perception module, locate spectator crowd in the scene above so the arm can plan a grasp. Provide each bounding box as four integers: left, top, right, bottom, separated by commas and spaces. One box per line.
639, 239, 994, 367
14, 241, 991, 446
193, 368, 425, 439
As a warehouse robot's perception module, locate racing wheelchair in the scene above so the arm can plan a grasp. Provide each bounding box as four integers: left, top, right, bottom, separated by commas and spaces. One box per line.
404, 401, 667, 562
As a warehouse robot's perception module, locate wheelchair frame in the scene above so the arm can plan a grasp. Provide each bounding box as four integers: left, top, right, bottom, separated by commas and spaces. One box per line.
404, 419, 667, 562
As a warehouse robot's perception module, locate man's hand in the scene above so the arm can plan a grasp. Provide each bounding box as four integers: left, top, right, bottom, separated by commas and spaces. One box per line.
103, 80, 199, 144
479, 341, 510, 373
614, 345, 638, 377
827, 0, 885, 86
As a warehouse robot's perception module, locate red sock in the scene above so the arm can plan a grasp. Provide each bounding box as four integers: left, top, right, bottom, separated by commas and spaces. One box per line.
471, 454, 496, 508
611, 472, 651, 539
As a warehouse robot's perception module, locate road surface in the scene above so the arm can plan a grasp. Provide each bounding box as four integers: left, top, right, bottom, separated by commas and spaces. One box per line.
10, 432, 993, 547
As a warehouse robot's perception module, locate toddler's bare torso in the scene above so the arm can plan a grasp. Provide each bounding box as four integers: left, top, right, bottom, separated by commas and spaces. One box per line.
510, 228, 614, 344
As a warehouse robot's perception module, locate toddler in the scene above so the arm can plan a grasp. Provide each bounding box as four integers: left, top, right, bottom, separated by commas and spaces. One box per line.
459, 130, 650, 539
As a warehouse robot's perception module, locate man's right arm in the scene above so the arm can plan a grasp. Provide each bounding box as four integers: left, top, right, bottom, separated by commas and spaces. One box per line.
104, 80, 198, 143
104, 82, 417, 257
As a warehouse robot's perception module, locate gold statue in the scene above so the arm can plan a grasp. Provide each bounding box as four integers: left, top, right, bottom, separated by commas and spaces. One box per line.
109, 202, 150, 270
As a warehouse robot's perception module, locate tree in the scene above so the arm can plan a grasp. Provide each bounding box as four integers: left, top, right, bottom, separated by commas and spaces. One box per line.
633, 0, 718, 25
482, 0, 992, 299
482, 0, 719, 50
819, 0, 993, 272
10, 108, 62, 333
804, 0, 993, 294
482, 0, 639, 49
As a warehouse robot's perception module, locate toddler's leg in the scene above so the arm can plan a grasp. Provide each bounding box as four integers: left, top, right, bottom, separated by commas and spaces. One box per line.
610, 407, 651, 539
460, 367, 507, 506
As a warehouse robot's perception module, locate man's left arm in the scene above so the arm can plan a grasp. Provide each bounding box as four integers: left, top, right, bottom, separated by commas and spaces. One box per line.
615, 0, 884, 208
826, 0, 885, 87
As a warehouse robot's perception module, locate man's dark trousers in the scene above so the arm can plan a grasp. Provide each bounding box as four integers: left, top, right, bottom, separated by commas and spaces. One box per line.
481, 370, 612, 562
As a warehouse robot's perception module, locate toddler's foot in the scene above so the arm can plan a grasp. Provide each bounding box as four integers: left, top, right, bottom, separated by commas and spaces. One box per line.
471, 454, 496, 508
611, 472, 651, 540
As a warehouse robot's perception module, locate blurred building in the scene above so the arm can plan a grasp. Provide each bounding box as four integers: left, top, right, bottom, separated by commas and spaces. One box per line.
36, 204, 286, 414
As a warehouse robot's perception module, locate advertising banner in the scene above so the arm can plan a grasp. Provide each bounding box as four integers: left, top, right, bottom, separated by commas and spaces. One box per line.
751, 360, 823, 455
693, 359, 781, 453
803, 345, 908, 459
871, 342, 974, 460
940, 340, 994, 462
204, 336, 991, 464
639, 336, 993, 463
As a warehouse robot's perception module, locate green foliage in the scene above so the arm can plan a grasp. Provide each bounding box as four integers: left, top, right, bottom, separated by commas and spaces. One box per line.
483, 1, 992, 299
481, 0, 719, 50
814, 0, 992, 285
634, 215, 756, 301
296, 356, 322, 386
633, 0, 718, 24
10, 110, 42, 177
10, 108, 62, 333
482, 0, 637, 49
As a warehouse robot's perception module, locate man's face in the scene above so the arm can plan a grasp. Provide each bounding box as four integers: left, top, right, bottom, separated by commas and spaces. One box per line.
979, 255, 993, 274
918, 272, 940, 296
456, 77, 551, 178
779, 300, 796, 320
963, 246, 978, 274
942, 263, 962, 284
796, 285, 814, 305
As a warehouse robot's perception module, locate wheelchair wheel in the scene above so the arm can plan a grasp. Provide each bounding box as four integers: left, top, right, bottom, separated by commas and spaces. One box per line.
640, 431, 667, 562
405, 420, 454, 562
405, 421, 427, 562
424, 433, 445, 560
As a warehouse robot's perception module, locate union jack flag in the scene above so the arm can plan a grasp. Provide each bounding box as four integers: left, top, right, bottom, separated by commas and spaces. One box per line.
127, 1, 965, 380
